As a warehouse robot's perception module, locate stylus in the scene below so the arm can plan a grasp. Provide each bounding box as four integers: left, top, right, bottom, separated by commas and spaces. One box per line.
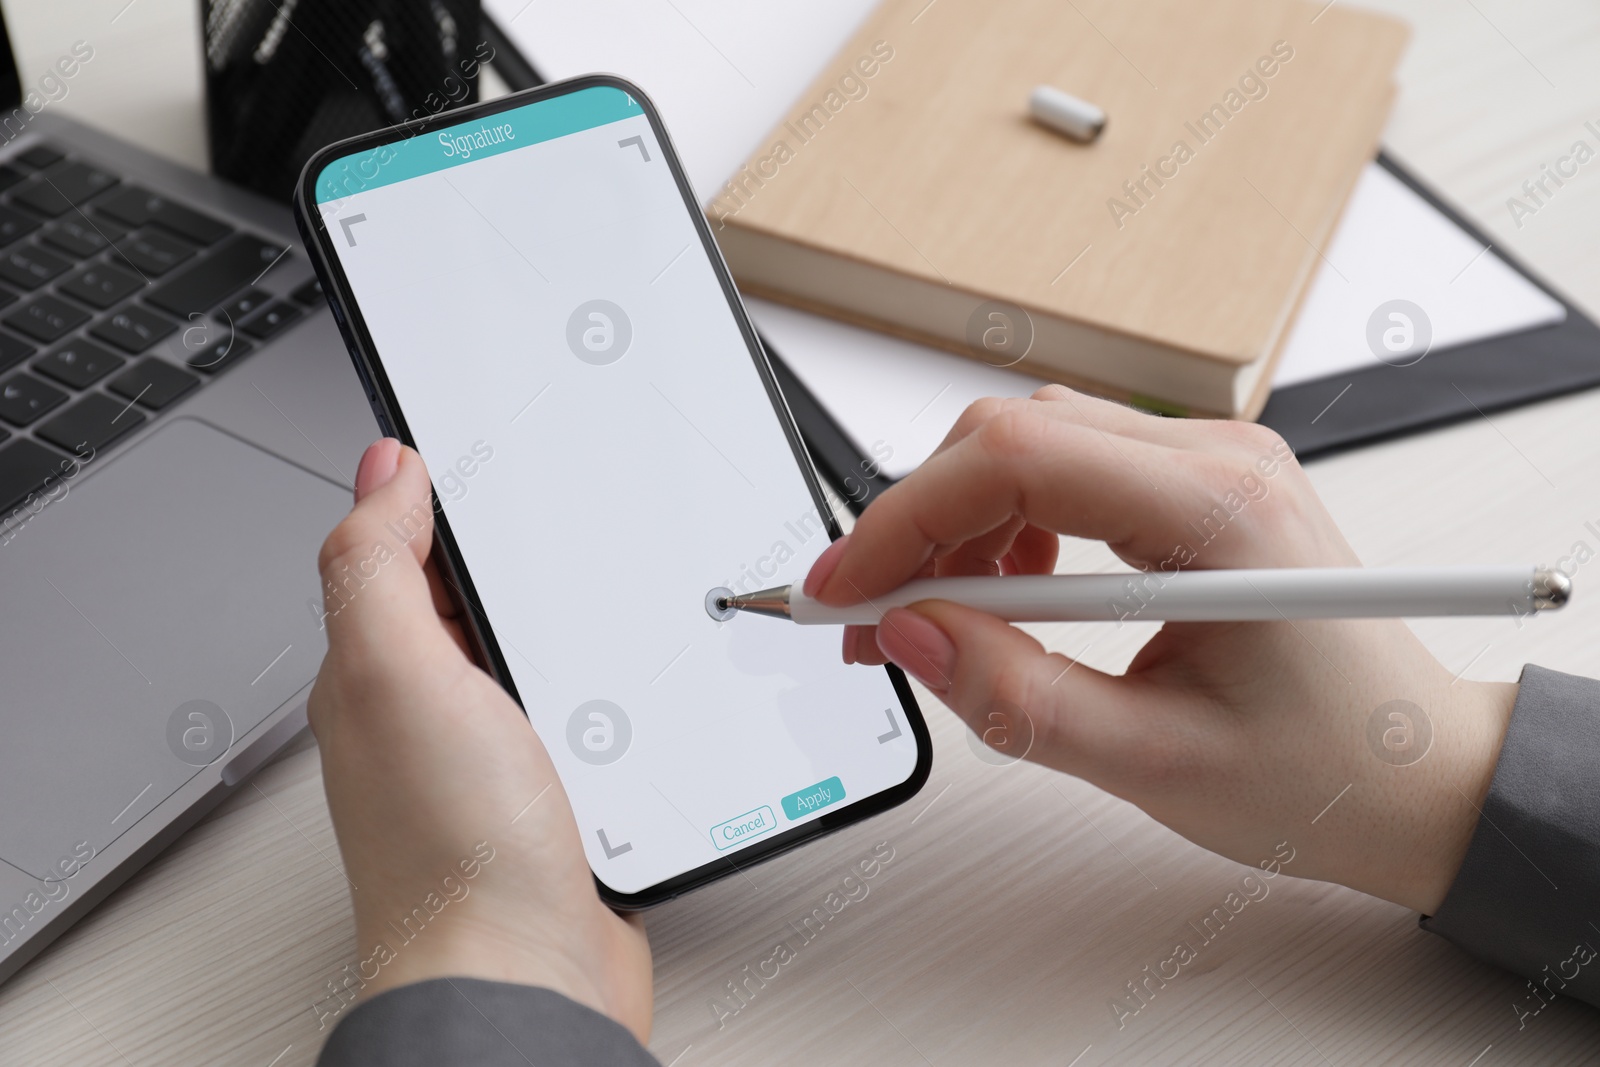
712, 566, 1570, 624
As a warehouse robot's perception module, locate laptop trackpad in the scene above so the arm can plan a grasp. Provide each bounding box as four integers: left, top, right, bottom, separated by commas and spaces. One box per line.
0, 418, 349, 880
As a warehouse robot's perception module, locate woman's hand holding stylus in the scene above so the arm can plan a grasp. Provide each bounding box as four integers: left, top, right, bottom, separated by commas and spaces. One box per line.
809, 386, 1515, 913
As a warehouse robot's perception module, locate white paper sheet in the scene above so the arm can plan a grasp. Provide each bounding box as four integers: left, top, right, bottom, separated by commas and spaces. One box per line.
1272, 163, 1564, 388
483, 0, 879, 205
486, 0, 1566, 479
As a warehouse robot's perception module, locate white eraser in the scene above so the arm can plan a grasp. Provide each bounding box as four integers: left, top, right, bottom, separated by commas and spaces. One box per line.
1029, 85, 1106, 143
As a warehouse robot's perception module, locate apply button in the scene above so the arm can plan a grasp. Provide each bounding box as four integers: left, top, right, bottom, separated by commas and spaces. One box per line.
781, 776, 845, 821
710, 805, 777, 851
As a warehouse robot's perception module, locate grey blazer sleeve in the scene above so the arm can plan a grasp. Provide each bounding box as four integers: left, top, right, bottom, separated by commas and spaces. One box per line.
1421, 664, 1600, 1009
315, 978, 660, 1067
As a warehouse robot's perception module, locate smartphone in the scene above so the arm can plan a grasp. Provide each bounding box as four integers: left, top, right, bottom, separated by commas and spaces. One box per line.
294, 77, 930, 907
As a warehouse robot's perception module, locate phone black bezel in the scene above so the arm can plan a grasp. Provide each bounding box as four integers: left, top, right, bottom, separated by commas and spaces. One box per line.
293, 74, 931, 909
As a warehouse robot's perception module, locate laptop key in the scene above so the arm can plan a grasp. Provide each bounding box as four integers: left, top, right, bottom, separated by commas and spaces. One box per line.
90, 303, 178, 353
0, 243, 73, 290
4, 295, 91, 342
219, 288, 272, 321
145, 234, 287, 317
239, 301, 303, 340
0, 438, 71, 514
183, 333, 251, 374
11, 162, 119, 216
0, 332, 34, 374
59, 263, 144, 309
112, 229, 197, 276
40, 216, 127, 258
0, 372, 68, 426
0, 164, 27, 193
44, 161, 120, 204
291, 277, 324, 305
36, 391, 147, 454
94, 186, 232, 246
10, 184, 74, 217
34, 338, 125, 389
16, 144, 65, 169
0, 203, 41, 246
107, 358, 200, 410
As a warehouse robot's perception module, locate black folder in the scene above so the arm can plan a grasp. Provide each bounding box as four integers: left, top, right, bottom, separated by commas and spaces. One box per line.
1258, 152, 1600, 458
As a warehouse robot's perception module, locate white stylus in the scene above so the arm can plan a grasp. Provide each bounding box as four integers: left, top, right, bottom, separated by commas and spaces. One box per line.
708, 566, 1570, 625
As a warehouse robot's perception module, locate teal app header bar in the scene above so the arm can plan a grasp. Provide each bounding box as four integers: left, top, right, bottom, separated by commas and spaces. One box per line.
315, 85, 643, 204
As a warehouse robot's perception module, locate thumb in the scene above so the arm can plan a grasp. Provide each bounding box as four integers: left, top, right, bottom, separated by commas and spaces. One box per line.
316, 441, 442, 654
875, 602, 1134, 776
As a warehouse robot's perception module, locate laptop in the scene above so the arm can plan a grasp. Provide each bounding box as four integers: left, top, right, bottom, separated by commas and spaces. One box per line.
0, 14, 377, 981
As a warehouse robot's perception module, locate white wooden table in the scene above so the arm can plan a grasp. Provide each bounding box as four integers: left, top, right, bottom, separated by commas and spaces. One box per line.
3, 1, 1599, 1063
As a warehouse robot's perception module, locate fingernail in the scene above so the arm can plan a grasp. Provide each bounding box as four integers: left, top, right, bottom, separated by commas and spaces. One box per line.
354, 438, 401, 502
874, 608, 954, 693
842, 624, 871, 666
804, 534, 851, 597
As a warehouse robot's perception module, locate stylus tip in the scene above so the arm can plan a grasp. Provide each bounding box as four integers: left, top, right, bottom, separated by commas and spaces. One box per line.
705, 585, 740, 621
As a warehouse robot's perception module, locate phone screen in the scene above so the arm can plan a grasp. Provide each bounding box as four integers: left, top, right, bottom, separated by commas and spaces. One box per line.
306, 81, 924, 900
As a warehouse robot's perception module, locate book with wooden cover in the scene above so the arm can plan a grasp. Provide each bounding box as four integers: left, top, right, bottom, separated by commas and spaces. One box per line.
711, 0, 1409, 418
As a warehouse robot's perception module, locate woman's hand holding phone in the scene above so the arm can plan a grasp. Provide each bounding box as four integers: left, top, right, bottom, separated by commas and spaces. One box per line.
810, 386, 1517, 915
307, 440, 652, 1039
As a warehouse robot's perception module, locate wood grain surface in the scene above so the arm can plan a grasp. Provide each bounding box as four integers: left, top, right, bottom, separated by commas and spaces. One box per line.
3, 1, 1599, 1064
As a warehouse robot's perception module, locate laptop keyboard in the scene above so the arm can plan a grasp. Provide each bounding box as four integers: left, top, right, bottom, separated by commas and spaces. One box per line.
0, 142, 325, 520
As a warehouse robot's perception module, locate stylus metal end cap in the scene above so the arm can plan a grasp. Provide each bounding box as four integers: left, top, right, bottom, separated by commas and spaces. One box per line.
721, 584, 794, 620
1533, 567, 1572, 611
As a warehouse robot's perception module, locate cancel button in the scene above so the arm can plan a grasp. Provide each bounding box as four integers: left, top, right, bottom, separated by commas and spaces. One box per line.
709, 805, 777, 851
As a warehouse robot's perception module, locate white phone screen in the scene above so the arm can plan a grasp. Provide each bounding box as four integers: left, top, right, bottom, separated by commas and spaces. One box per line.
312, 83, 921, 897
